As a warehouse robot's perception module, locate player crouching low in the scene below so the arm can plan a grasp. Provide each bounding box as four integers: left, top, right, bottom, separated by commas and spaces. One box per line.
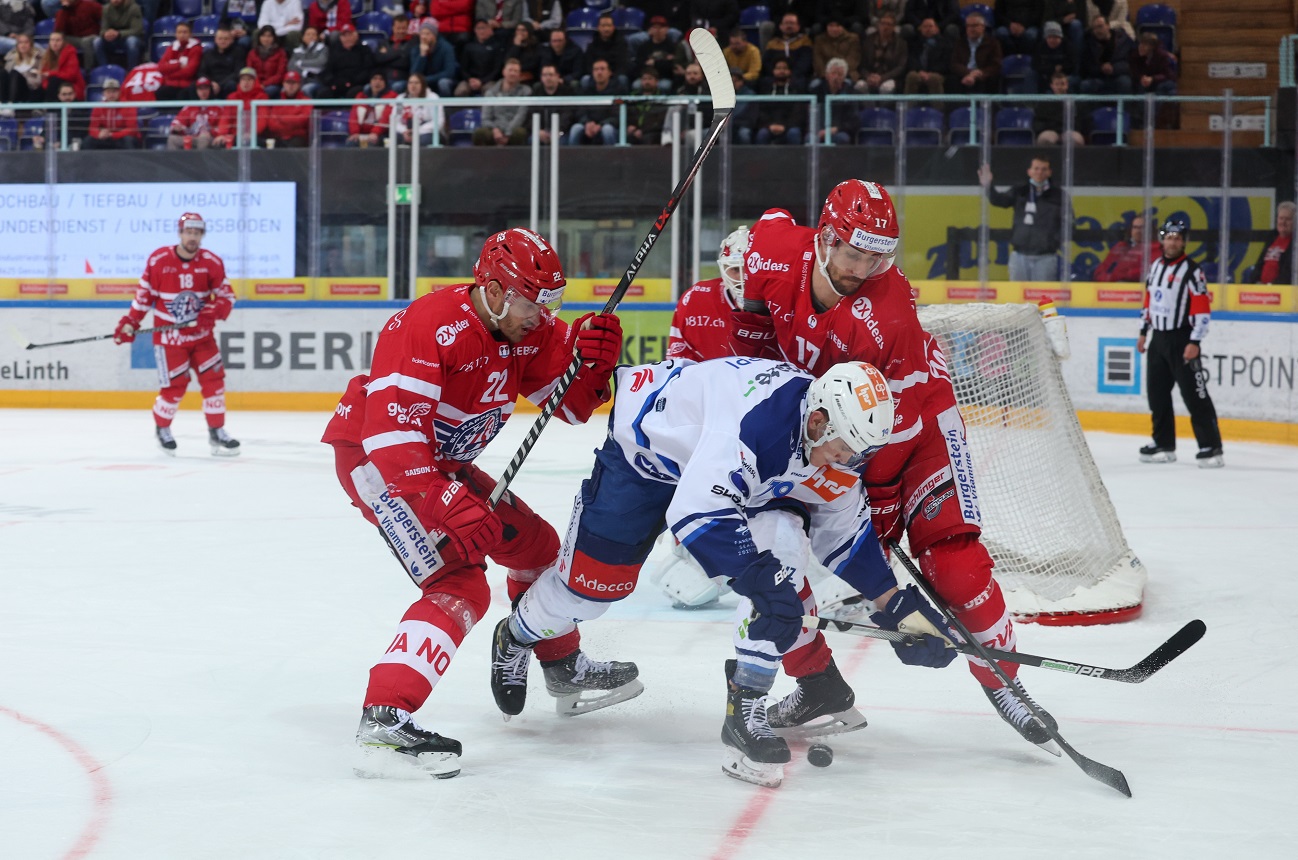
492, 357, 958, 787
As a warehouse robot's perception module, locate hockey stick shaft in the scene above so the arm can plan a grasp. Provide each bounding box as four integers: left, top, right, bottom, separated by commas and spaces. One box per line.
487, 30, 735, 509
887, 540, 1132, 797
804, 614, 1206, 684
22, 322, 195, 350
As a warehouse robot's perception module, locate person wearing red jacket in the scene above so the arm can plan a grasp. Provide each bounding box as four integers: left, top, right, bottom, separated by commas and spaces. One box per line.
249, 25, 288, 97
84, 78, 141, 149
264, 70, 311, 146
322, 227, 625, 778
166, 77, 223, 148
38, 31, 86, 100
429, 0, 472, 46
1094, 213, 1161, 283
216, 67, 268, 147
347, 70, 395, 146
157, 20, 202, 99
306, 0, 352, 35
54, 0, 102, 68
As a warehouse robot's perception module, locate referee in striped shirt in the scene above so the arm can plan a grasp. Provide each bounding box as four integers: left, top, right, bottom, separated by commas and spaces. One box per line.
1136, 217, 1224, 468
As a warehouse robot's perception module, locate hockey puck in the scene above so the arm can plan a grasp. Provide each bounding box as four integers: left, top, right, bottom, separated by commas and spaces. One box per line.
807, 743, 834, 767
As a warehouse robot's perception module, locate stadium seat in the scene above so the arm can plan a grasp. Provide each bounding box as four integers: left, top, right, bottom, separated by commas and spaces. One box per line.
1089, 107, 1130, 145
89, 65, 128, 88
20, 118, 47, 150
34, 17, 54, 46
0, 117, 18, 151
356, 12, 394, 37
360, 34, 385, 53
904, 106, 944, 145
583, 0, 611, 8
995, 107, 1035, 145
319, 109, 351, 148
1136, 3, 1177, 53
612, 7, 645, 33
191, 15, 222, 36
172, 0, 203, 18
739, 6, 770, 46
151, 15, 185, 60
1001, 54, 1035, 94
566, 8, 601, 51
146, 113, 175, 149
448, 108, 481, 146
960, 3, 994, 28
87, 88, 107, 102
948, 106, 984, 146
857, 107, 897, 145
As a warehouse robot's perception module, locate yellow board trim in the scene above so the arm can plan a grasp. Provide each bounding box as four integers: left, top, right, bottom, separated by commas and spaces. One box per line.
1076, 411, 1298, 446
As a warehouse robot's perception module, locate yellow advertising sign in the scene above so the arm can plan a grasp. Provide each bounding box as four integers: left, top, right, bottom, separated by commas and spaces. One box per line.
415, 277, 673, 303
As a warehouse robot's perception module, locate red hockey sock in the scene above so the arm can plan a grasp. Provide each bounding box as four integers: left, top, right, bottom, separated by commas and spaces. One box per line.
781, 632, 832, 677
364, 598, 467, 713
920, 533, 1020, 687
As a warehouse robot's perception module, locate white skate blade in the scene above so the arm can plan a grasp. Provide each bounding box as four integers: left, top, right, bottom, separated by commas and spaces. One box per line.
551, 679, 645, 717
1197, 456, 1224, 469
352, 744, 461, 779
720, 748, 784, 788
159, 448, 176, 458
210, 444, 241, 457
1036, 737, 1063, 757
771, 707, 867, 739
1139, 452, 1175, 463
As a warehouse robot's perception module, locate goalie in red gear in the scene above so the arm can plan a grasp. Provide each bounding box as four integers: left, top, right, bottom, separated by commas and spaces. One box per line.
113, 212, 240, 456
731, 179, 1060, 752
323, 227, 631, 778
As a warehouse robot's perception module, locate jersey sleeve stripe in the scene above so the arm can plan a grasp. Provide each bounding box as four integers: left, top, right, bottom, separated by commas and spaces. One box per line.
362, 429, 431, 454
365, 373, 443, 399
887, 369, 930, 392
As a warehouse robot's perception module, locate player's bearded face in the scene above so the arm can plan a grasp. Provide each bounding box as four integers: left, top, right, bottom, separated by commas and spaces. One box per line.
821, 232, 888, 295
179, 227, 203, 254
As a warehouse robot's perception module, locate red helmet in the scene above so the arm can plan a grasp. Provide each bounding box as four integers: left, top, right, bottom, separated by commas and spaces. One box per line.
818, 180, 898, 255
178, 212, 206, 233
473, 227, 566, 305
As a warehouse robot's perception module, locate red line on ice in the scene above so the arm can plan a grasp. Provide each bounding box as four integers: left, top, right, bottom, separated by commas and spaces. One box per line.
0, 705, 113, 860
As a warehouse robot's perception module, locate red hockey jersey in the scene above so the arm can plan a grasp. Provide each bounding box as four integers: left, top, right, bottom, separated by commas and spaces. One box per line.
322, 285, 610, 498
125, 246, 235, 346
666, 277, 737, 361
121, 63, 164, 102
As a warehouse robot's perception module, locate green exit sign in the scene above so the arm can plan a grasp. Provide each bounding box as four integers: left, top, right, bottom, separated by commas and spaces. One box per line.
392, 184, 419, 205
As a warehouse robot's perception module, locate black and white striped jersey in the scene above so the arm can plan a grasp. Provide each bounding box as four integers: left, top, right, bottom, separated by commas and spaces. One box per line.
1140, 254, 1211, 342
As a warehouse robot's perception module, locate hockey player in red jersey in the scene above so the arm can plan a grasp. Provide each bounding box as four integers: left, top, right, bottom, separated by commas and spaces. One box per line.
322, 227, 633, 779
666, 225, 750, 362
731, 179, 1059, 750
113, 212, 240, 456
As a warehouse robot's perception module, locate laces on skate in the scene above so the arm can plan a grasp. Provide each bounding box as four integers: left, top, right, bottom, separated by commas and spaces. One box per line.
542, 651, 644, 717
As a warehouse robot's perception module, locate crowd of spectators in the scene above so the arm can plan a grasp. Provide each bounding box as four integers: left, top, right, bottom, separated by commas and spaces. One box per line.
0, 0, 1184, 150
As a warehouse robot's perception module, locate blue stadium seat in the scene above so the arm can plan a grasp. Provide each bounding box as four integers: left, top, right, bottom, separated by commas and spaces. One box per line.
20, 118, 47, 150
960, 3, 994, 28
191, 15, 222, 36
34, 17, 54, 46
356, 12, 394, 37
88, 88, 107, 102
857, 107, 897, 145
612, 7, 645, 33
146, 113, 175, 150
319, 109, 351, 148
739, 6, 770, 46
448, 108, 481, 146
995, 107, 1035, 145
566, 8, 602, 51
151, 15, 186, 60
904, 107, 944, 145
0, 117, 18, 151
948, 106, 985, 146
1089, 107, 1130, 145
1136, 3, 1177, 53
89, 65, 128, 88
360, 34, 385, 53
172, 0, 204, 18
1001, 54, 1035, 94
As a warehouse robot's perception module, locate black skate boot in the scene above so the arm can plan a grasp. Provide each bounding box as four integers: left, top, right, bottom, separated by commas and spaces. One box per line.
721, 660, 790, 788
984, 677, 1061, 755
354, 705, 462, 779
490, 617, 534, 721
156, 425, 177, 456
209, 426, 241, 457
1195, 446, 1224, 469
766, 658, 866, 738
541, 650, 644, 716
1138, 443, 1176, 463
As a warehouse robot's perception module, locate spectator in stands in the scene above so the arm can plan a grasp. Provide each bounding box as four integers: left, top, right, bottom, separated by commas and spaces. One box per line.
762, 12, 812, 86
215, 67, 268, 148
1245, 202, 1296, 285
1044, 1, 1084, 53
200, 25, 249, 97
691, 0, 739, 40
472, 55, 530, 145
905, 16, 949, 95
505, 21, 539, 85
289, 24, 328, 97
1033, 71, 1085, 146
264, 70, 311, 146
728, 64, 756, 144
857, 11, 907, 94
526, 62, 573, 144
308, 0, 353, 40
346, 69, 394, 145
902, 0, 961, 43
1078, 14, 1131, 95
812, 57, 858, 143
1131, 32, 1175, 96
722, 26, 760, 86
812, 17, 860, 85
259, 0, 305, 52
635, 0, 690, 40
1086, 0, 1135, 40
993, 0, 1040, 56
1095, 212, 1160, 282
0, 0, 35, 60
249, 25, 287, 98
325, 23, 374, 98
429, 0, 472, 48
92, 0, 142, 72
634, 15, 677, 92
2, 31, 42, 105
54, 0, 100, 70
373, 16, 412, 91
410, 19, 456, 97
864, 0, 905, 34
454, 18, 502, 96
568, 56, 623, 145
390, 71, 442, 145
39, 30, 84, 100
167, 76, 221, 148
1034, 20, 1077, 92
30, 79, 79, 147
540, 26, 582, 84
978, 156, 1068, 281
754, 56, 803, 145
949, 10, 1000, 95
83, 77, 139, 148
625, 66, 669, 144
476, 0, 523, 44
584, 13, 630, 88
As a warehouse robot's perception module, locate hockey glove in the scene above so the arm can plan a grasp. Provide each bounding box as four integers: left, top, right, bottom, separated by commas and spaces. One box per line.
867, 480, 904, 542
196, 303, 218, 330
870, 584, 959, 669
419, 476, 503, 561
730, 310, 781, 360
113, 316, 137, 345
731, 551, 803, 652
572, 313, 622, 375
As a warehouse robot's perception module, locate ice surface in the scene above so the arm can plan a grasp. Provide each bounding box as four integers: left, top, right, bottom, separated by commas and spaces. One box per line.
1, 409, 1295, 859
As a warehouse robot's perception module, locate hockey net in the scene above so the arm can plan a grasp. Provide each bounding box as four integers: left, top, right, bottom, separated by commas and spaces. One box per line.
914, 303, 1145, 625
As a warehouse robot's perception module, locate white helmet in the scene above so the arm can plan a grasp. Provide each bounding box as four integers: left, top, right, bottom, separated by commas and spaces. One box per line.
718, 225, 749, 304
803, 361, 894, 466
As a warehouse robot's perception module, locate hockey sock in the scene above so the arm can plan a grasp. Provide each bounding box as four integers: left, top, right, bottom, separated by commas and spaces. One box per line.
732, 658, 777, 693
921, 533, 1020, 687
152, 396, 179, 428
506, 568, 580, 662
781, 579, 832, 677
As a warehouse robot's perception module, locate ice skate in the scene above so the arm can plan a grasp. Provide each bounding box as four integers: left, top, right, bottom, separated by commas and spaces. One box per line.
1196, 447, 1224, 469
984, 677, 1061, 756
209, 426, 241, 457
490, 617, 533, 721
766, 659, 867, 738
353, 705, 462, 779
1138, 443, 1175, 463
721, 661, 790, 788
156, 425, 177, 456
542, 650, 644, 716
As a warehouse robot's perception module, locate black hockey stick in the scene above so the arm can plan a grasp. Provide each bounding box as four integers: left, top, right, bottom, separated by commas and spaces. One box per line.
887, 539, 1133, 798
486, 28, 736, 508
805, 614, 1206, 684
15, 321, 196, 350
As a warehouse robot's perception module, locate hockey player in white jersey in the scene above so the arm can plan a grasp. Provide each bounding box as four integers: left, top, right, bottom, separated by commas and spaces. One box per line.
490, 357, 958, 787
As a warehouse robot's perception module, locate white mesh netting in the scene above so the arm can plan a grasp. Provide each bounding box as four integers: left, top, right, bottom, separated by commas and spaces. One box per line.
915, 303, 1146, 623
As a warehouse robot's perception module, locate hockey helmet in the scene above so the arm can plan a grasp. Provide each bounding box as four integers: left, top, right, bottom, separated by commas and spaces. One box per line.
816, 180, 899, 287
178, 212, 206, 233
803, 361, 894, 468
474, 227, 566, 309
717, 225, 749, 304
1159, 216, 1189, 239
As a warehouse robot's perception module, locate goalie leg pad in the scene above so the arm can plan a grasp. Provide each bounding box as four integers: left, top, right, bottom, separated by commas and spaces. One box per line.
649, 539, 724, 608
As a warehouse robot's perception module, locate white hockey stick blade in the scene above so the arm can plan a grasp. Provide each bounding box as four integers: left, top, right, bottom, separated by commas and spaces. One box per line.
687, 28, 737, 111
9, 326, 31, 349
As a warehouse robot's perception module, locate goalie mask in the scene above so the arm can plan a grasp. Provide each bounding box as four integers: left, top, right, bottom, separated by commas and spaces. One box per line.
816, 180, 899, 295
474, 227, 567, 326
717, 225, 749, 305
803, 361, 894, 468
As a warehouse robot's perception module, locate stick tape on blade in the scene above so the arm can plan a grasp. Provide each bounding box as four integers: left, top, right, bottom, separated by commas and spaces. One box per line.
687, 29, 737, 111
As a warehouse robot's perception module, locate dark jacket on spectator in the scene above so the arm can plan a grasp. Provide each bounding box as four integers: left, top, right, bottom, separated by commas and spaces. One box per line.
460, 34, 503, 83
540, 40, 583, 83
0, 1, 35, 39
1043, 1, 1083, 25
1129, 44, 1176, 86
812, 29, 861, 81
583, 31, 630, 79
1034, 34, 1076, 84
949, 31, 1002, 82
408, 36, 456, 90
689, 0, 738, 37
325, 39, 375, 96
903, 0, 961, 31
1080, 29, 1132, 81
100, 0, 143, 39
374, 37, 412, 83
636, 0, 691, 34
994, 0, 1042, 28
635, 33, 678, 84
756, 77, 805, 131
527, 79, 575, 134
987, 180, 1065, 256
54, 0, 101, 39
860, 30, 908, 87
909, 30, 951, 75
815, 77, 860, 138
576, 76, 627, 125
506, 39, 541, 83
199, 42, 249, 95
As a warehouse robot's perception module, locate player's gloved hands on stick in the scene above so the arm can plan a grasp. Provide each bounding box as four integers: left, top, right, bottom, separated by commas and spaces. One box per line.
196, 304, 217, 330
113, 316, 137, 345
870, 584, 959, 668
731, 309, 781, 360
572, 313, 622, 374
731, 551, 804, 652
419, 475, 503, 560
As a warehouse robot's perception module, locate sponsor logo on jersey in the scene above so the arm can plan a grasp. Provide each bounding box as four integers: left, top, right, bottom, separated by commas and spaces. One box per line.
371, 491, 444, 581
633, 452, 675, 482
711, 484, 743, 505
513, 345, 539, 356
728, 467, 750, 496
387, 401, 432, 426
572, 572, 636, 596
927, 339, 951, 383
937, 407, 980, 525
741, 363, 793, 397
434, 408, 504, 462
166, 289, 202, 324
334, 403, 352, 419
436, 319, 470, 345
903, 467, 953, 522
773, 565, 793, 587
746, 252, 791, 274
801, 467, 859, 502
685, 314, 727, 328
922, 487, 956, 521
807, 315, 818, 329
629, 367, 654, 392
404, 465, 432, 477
850, 295, 886, 349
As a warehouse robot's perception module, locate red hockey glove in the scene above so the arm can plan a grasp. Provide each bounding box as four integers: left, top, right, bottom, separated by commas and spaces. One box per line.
868, 480, 904, 542
419, 476, 503, 561
113, 316, 137, 345
731, 310, 781, 359
196, 304, 217, 330
572, 313, 622, 374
